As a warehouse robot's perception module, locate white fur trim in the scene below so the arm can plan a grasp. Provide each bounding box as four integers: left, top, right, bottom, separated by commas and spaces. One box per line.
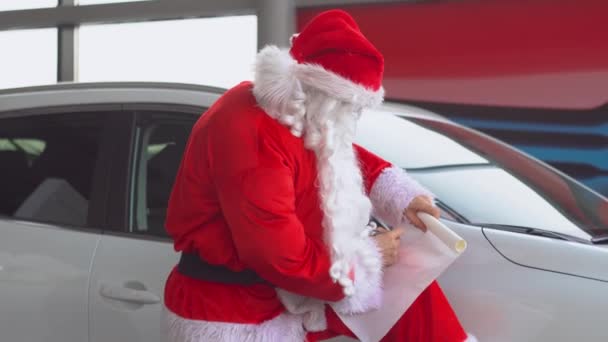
252, 46, 307, 137
369, 166, 434, 228
330, 234, 383, 314
163, 306, 306, 342
295, 60, 384, 109
253, 46, 384, 138
275, 289, 327, 332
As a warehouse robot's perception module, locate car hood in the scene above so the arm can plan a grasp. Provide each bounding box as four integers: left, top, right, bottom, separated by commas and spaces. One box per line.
484, 228, 608, 282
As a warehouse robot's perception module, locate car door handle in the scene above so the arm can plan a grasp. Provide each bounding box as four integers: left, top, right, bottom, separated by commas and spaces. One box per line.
99, 283, 161, 304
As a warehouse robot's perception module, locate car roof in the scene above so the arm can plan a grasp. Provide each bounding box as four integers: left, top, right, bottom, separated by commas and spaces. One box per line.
0, 81, 448, 123
0, 82, 222, 114
0, 82, 226, 96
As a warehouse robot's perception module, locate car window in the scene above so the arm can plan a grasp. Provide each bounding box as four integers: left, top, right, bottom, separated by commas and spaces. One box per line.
357, 110, 488, 168
357, 110, 608, 240
0, 113, 104, 227
131, 117, 196, 238
411, 167, 589, 239
414, 117, 608, 239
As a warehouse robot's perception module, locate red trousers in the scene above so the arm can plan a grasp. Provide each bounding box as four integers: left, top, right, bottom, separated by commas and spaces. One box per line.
306, 281, 467, 342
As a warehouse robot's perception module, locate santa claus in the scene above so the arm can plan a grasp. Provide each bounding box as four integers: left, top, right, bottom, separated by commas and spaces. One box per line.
163, 9, 474, 342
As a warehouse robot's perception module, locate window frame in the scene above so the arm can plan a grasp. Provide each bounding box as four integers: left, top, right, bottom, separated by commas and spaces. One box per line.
0, 27, 58, 89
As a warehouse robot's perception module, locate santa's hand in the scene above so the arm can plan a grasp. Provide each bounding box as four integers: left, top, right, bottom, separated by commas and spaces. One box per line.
372, 227, 404, 268
404, 195, 440, 232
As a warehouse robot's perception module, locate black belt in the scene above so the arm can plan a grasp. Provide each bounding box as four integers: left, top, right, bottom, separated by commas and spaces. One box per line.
177, 252, 267, 285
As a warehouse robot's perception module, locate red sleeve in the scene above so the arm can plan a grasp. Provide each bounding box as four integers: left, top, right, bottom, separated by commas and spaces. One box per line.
213, 121, 345, 302
354, 144, 391, 194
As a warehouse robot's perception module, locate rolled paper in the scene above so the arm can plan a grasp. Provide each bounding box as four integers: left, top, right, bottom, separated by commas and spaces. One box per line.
417, 212, 467, 253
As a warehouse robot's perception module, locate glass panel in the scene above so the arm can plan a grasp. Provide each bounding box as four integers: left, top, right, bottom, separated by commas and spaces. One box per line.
356, 111, 608, 240
0, 28, 57, 89
0, 113, 104, 227
133, 119, 196, 237
79, 16, 257, 89
0, 0, 56, 11
357, 110, 488, 169
411, 167, 590, 240
365, 114, 608, 241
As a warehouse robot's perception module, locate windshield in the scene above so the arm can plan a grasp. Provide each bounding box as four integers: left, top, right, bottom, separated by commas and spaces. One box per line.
356, 110, 608, 240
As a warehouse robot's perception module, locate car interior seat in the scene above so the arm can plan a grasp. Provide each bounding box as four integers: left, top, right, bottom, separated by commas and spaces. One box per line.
14, 178, 88, 226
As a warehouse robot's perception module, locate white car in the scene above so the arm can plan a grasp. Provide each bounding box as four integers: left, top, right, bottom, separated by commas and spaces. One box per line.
0, 83, 607, 342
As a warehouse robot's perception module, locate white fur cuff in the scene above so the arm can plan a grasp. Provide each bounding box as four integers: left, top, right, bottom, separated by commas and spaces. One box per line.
370, 166, 434, 228
330, 235, 383, 314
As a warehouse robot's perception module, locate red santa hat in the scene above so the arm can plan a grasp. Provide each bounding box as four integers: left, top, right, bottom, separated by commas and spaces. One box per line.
290, 9, 384, 94
253, 9, 385, 136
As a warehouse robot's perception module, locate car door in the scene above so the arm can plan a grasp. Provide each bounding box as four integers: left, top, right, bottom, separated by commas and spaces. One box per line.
88, 109, 199, 342
0, 109, 119, 342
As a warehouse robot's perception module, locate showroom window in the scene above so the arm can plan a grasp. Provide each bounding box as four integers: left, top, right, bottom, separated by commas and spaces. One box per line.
0, 28, 57, 89
79, 16, 257, 89
79, 0, 150, 4
0, 0, 56, 11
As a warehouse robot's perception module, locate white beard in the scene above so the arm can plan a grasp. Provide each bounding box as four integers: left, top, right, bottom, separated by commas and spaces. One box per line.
273, 91, 383, 328
302, 90, 374, 290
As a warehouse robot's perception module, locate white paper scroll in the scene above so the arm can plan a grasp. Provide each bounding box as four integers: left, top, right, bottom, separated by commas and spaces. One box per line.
418, 212, 467, 254
337, 214, 467, 342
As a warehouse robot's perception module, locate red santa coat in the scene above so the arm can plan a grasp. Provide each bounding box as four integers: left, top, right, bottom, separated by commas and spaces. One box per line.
163, 80, 438, 341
